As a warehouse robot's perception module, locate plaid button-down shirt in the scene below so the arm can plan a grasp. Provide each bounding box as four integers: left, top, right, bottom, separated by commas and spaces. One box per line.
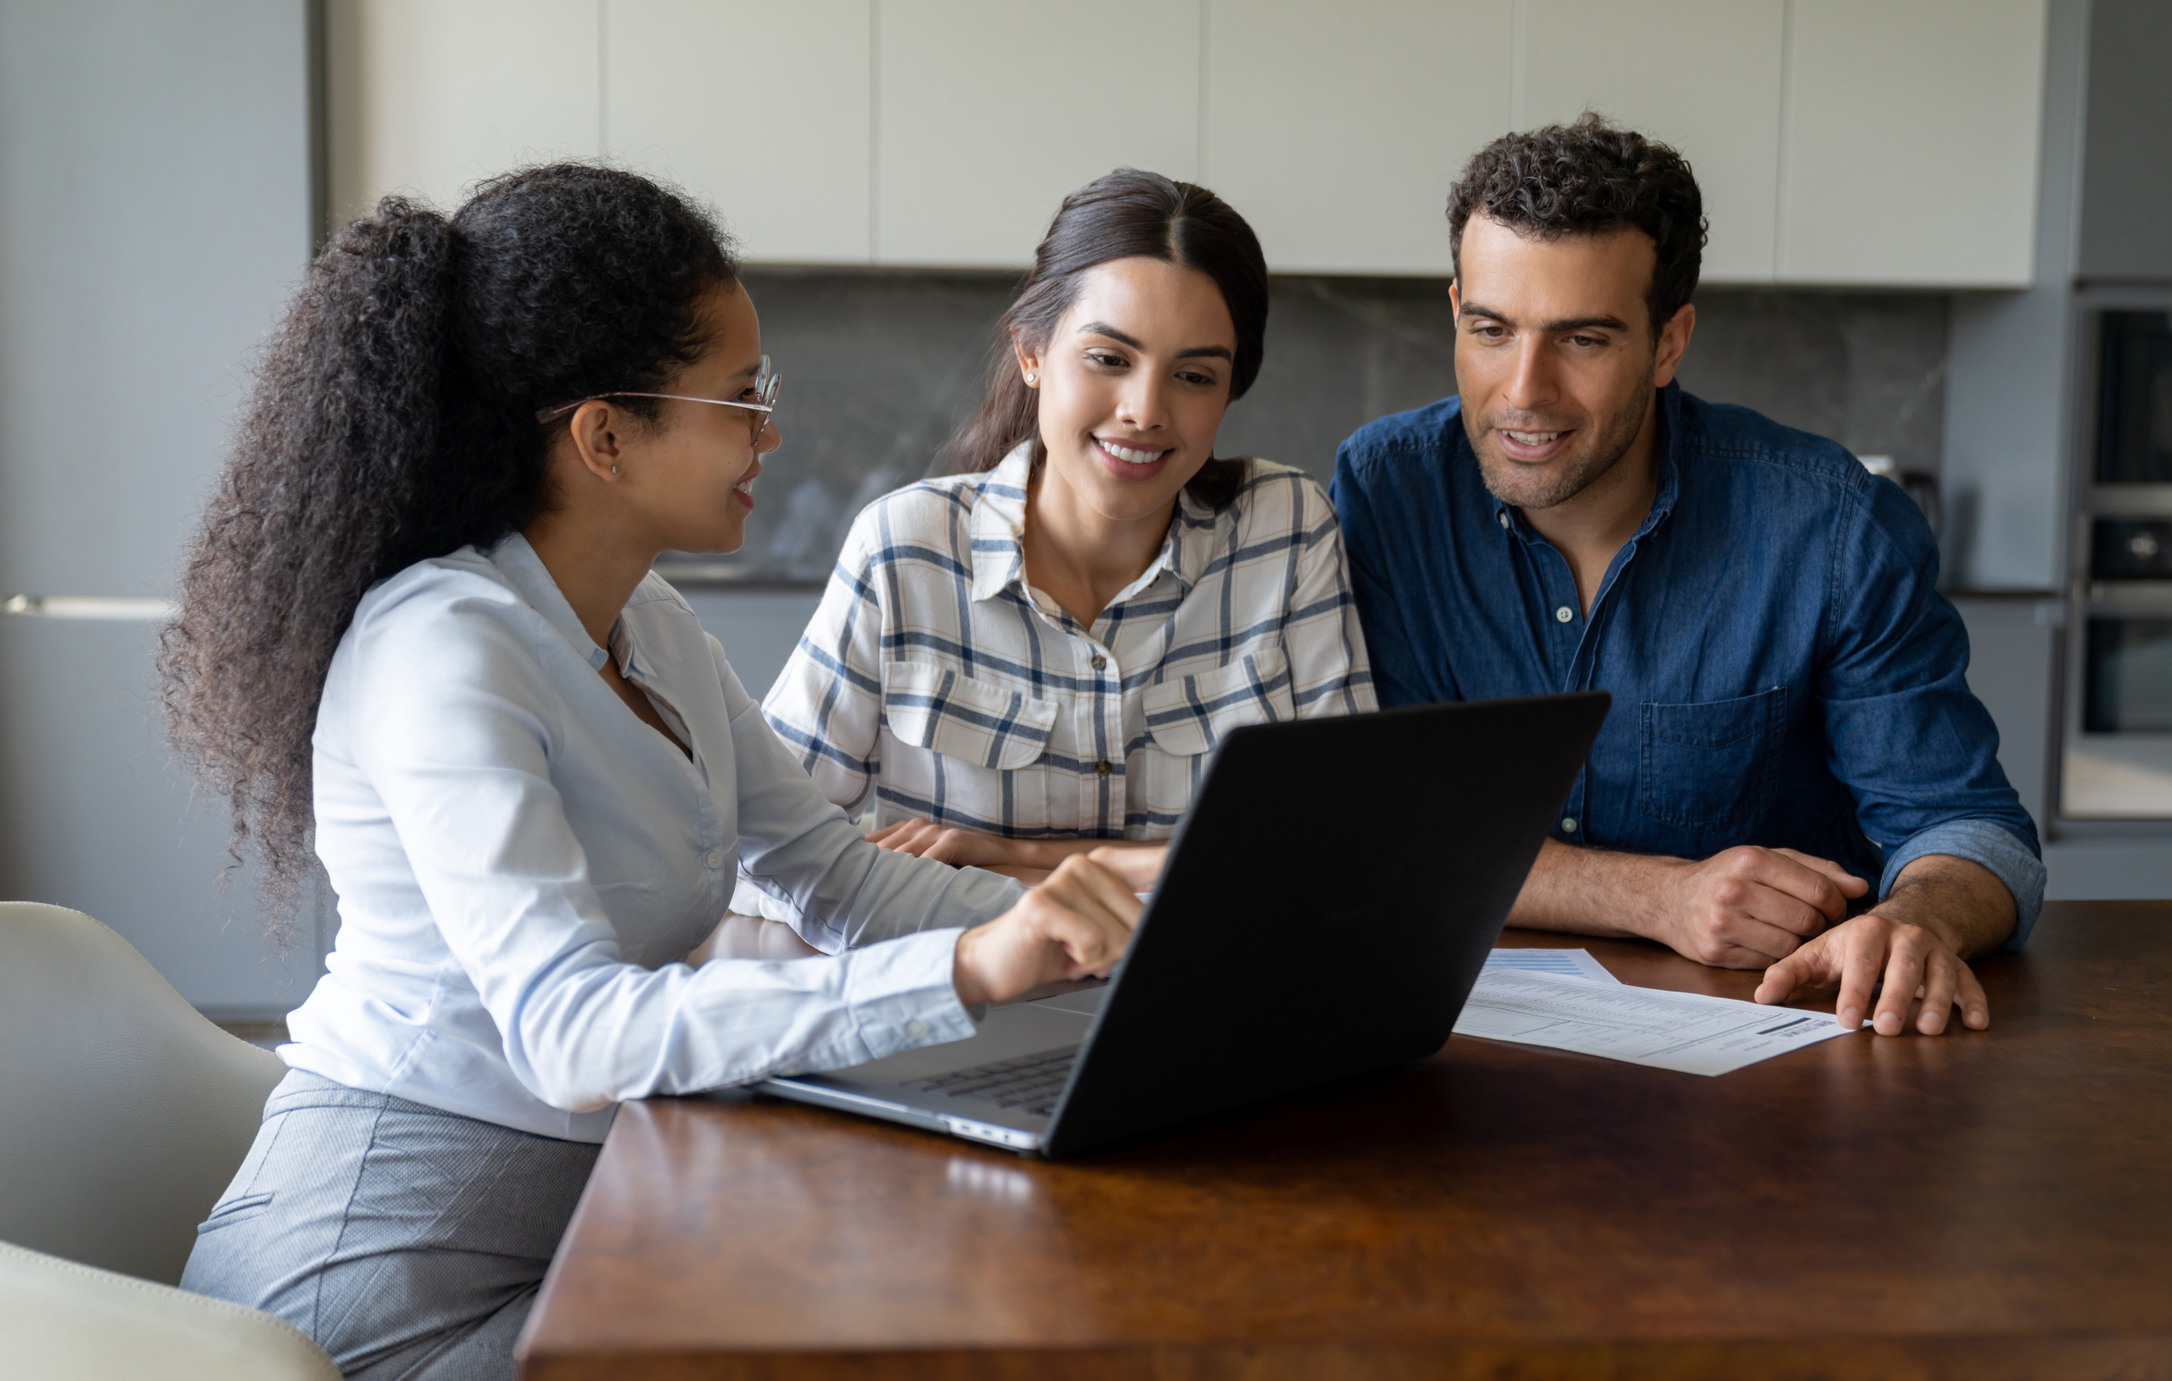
747, 445, 1374, 879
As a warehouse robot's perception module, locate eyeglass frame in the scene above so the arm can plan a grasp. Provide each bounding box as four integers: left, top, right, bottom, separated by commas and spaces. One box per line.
534, 356, 779, 442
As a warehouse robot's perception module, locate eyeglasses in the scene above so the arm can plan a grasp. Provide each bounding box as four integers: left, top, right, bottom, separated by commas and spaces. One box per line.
535, 356, 780, 443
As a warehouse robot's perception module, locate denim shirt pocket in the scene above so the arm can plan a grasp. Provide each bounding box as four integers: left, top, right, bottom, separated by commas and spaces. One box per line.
881, 660, 1058, 769
1638, 685, 1789, 835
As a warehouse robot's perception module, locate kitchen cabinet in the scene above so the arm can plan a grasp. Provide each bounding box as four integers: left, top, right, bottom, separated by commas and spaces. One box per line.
325, 0, 2052, 285
1200, 0, 1510, 277
603, 0, 873, 264
1519, 0, 1785, 284
324, 0, 600, 223
1780, 0, 2046, 286
2077, 0, 2172, 281
871, 0, 1201, 266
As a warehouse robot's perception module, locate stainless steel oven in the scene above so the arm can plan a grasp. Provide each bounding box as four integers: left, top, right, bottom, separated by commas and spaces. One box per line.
2060, 292, 2172, 823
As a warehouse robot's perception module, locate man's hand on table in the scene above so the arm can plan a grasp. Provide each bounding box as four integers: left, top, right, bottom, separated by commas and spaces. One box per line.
1754, 853, 2014, 1035
1650, 845, 1867, 968
1510, 839, 2015, 1035
951, 846, 1167, 1007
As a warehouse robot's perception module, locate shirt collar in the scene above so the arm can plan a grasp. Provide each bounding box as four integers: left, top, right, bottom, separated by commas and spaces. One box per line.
1483, 381, 1683, 542
487, 531, 614, 673
966, 441, 1219, 604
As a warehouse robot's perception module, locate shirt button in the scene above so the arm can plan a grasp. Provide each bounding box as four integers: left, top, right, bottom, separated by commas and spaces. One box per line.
704, 850, 723, 869
1555, 605, 1574, 624
1561, 818, 1578, 834
1095, 759, 1113, 776
1091, 654, 1107, 671
905, 1020, 929, 1038
1498, 511, 1511, 530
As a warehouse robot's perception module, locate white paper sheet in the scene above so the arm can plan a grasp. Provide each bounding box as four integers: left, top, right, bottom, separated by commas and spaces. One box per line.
1483, 948, 1621, 984
1454, 968, 1858, 1076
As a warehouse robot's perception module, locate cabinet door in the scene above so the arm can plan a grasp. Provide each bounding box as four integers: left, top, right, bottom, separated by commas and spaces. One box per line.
604, 0, 873, 264
1203, 0, 1513, 276
1780, 0, 2046, 286
873, 0, 1201, 267
1520, 0, 1785, 284
325, 0, 601, 223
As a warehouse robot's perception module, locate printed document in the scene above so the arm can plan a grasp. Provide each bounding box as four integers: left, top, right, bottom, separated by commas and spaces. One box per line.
1483, 947, 1621, 984
1456, 967, 1857, 1076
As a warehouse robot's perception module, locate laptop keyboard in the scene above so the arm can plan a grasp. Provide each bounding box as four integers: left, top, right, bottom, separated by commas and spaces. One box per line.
906, 1045, 1080, 1115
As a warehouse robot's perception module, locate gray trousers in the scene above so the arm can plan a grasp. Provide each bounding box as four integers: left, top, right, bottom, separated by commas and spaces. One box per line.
181, 1071, 600, 1380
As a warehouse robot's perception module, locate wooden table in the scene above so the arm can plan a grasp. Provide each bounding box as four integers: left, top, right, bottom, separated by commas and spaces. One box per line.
521, 901, 2172, 1379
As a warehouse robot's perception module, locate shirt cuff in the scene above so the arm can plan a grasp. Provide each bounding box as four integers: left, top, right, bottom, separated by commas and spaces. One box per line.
839, 927, 980, 1063
1878, 820, 2045, 949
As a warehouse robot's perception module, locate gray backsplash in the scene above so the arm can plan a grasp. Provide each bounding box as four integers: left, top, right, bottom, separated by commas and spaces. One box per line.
714, 268, 1949, 586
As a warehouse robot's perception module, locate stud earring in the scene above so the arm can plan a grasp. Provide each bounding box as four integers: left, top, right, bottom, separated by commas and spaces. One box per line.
610, 465, 620, 474
1024, 371, 1039, 386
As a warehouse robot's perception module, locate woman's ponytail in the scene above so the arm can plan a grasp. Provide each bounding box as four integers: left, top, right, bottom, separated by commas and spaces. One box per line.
161, 168, 734, 930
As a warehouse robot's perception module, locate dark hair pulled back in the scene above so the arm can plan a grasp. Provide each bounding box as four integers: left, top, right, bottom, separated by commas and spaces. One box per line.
159, 164, 737, 928
1446, 112, 1707, 339
947, 167, 1267, 508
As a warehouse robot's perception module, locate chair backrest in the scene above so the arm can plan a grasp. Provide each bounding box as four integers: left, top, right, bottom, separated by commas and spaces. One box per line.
0, 902, 289, 1285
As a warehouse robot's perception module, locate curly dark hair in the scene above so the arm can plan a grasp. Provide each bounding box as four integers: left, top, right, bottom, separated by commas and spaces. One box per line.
158, 164, 737, 932
947, 167, 1267, 508
1446, 112, 1707, 339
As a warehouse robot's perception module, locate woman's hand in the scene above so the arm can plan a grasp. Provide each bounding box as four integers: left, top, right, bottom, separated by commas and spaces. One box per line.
868, 817, 1024, 868
871, 818, 1162, 874
951, 847, 1167, 1006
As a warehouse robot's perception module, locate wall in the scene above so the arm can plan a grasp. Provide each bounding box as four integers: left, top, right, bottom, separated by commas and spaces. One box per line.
1937, 0, 2090, 594
694, 269, 1953, 588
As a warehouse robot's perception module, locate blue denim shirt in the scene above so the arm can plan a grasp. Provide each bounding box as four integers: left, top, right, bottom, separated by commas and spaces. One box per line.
1332, 383, 2044, 946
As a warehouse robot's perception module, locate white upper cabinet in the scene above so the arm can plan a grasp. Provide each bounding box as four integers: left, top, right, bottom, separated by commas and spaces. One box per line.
323, 0, 601, 224
324, 0, 2052, 285
603, 0, 873, 264
1202, 1, 1512, 276
871, 0, 1202, 267
1519, 0, 1785, 284
1780, 0, 2047, 286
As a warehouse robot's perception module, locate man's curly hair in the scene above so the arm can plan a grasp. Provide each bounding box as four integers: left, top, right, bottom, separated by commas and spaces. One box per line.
1446, 112, 1708, 340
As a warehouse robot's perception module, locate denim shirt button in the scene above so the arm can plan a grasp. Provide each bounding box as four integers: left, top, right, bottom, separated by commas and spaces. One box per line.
1555, 605, 1574, 624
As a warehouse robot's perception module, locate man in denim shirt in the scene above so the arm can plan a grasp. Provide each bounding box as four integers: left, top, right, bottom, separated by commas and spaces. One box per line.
1333, 116, 2043, 1038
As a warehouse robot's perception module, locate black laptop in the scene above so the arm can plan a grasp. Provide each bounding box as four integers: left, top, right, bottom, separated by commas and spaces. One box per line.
757, 691, 1609, 1157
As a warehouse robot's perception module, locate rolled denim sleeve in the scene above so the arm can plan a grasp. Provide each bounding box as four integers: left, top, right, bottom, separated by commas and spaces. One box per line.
1818, 476, 2043, 947
1878, 819, 2046, 949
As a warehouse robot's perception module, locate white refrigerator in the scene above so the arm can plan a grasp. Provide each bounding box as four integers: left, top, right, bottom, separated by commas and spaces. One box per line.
0, 1, 324, 1021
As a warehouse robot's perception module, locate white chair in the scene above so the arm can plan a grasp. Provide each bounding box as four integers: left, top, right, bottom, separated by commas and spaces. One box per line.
0, 901, 337, 1379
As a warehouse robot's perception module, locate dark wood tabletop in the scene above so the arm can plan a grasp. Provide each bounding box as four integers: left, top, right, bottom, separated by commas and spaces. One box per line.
520, 900, 2172, 1380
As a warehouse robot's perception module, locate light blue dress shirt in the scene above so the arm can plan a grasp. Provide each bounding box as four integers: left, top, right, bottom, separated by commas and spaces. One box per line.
283, 534, 1023, 1142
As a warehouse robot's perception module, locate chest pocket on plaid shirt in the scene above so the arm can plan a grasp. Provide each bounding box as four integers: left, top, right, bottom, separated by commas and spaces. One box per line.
1133, 648, 1295, 830
881, 660, 1058, 769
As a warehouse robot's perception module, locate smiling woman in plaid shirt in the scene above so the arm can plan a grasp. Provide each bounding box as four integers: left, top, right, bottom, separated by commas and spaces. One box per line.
734, 169, 1373, 917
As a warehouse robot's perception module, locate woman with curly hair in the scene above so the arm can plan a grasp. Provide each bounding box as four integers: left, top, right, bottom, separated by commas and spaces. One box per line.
161, 164, 1156, 1378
